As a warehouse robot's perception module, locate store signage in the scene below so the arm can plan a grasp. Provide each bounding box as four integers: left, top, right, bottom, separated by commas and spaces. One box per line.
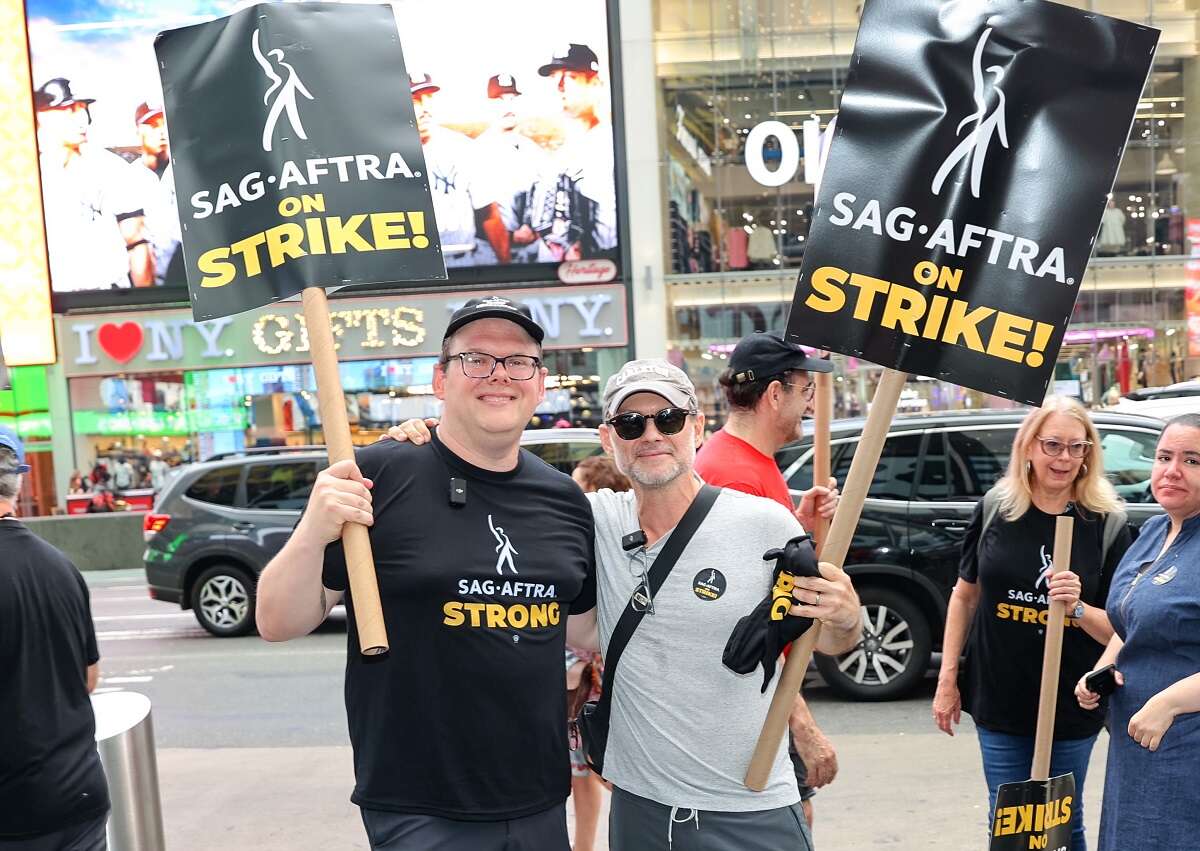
784, 0, 1157, 405
58, 285, 627, 377
156, 2, 446, 321
1186, 220, 1200, 357
558, 259, 618, 285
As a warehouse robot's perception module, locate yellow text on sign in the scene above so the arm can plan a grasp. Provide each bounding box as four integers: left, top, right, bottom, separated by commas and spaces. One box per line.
803, 264, 1056, 368
197, 193, 432, 288
992, 796, 1073, 838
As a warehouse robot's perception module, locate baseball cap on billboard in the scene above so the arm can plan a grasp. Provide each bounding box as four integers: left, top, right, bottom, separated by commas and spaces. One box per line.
409, 73, 440, 96
603, 359, 698, 419
538, 43, 600, 76
135, 101, 164, 125
487, 74, 521, 99
728, 332, 834, 384
34, 78, 95, 111
0, 426, 30, 474
444, 296, 545, 344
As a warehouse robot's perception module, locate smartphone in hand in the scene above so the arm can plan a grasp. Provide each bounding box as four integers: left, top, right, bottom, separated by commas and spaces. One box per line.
1085, 663, 1119, 697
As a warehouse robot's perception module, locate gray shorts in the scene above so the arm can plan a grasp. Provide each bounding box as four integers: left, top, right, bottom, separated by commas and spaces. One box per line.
609, 786, 813, 851
360, 804, 568, 851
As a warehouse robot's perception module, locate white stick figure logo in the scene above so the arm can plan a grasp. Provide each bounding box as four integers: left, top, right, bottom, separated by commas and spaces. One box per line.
251, 28, 315, 153
489, 514, 519, 575
931, 28, 1009, 199
1035, 544, 1053, 590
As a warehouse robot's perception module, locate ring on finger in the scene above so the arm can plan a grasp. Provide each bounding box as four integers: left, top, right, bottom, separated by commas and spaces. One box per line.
815, 591, 821, 606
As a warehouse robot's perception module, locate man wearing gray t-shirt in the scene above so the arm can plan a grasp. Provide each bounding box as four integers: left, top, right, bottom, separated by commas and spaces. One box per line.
593, 359, 862, 851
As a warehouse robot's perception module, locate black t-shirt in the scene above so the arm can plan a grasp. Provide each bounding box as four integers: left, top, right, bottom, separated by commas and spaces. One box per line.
958, 500, 1132, 739
322, 431, 596, 820
0, 521, 108, 838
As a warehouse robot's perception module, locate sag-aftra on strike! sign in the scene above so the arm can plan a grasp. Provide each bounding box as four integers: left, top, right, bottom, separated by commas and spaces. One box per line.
156, 2, 447, 321
785, 0, 1158, 405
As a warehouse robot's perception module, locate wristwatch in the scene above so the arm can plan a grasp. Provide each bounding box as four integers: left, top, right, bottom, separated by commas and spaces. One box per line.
1071, 601, 1085, 619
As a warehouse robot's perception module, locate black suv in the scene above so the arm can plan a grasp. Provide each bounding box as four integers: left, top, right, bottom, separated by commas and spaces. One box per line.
774, 410, 1166, 701
143, 431, 603, 637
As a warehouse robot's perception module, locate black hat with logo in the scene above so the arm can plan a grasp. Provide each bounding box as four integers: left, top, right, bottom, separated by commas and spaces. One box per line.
444, 296, 545, 344
34, 78, 95, 111
538, 44, 600, 76
728, 332, 834, 384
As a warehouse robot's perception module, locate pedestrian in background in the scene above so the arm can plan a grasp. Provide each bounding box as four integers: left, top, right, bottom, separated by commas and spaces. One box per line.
0, 427, 109, 849
566, 455, 629, 851
694, 331, 842, 831
1076, 413, 1200, 850
933, 396, 1130, 851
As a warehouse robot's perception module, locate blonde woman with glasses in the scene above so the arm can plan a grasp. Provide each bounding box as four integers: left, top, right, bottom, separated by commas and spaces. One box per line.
932, 396, 1132, 851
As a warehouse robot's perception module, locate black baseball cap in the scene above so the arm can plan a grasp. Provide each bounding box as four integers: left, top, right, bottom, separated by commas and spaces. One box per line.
538, 44, 600, 76
728, 333, 833, 384
488, 74, 521, 98
444, 296, 545, 344
34, 78, 94, 111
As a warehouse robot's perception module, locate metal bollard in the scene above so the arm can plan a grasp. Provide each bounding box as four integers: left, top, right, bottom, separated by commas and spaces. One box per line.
91, 691, 166, 851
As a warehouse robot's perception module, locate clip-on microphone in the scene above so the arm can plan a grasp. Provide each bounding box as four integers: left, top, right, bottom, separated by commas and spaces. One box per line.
449, 478, 467, 507
622, 530, 647, 551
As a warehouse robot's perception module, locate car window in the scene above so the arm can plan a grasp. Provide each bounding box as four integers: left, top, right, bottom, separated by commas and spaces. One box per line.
244, 462, 319, 511
831, 432, 922, 500
783, 442, 851, 490
915, 432, 949, 501
184, 467, 241, 507
1098, 429, 1159, 504
524, 441, 602, 474
775, 442, 810, 478
946, 428, 1014, 499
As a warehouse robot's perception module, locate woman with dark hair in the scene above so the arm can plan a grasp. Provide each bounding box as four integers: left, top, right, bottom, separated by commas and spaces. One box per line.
933, 396, 1132, 850
1077, 413, 1200, 850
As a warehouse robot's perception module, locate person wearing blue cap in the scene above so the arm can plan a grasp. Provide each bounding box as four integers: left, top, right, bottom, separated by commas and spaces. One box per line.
0, 427, 110, 848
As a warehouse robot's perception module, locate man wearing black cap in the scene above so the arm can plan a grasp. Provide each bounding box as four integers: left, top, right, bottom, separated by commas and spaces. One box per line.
257, 297, 597, 850
694, 332, 849, 832
34, 77, 152, 290
0, 427, 109, 849
409, 73, 511, 268
524, 44, 616, 262
476, 74, 546, 264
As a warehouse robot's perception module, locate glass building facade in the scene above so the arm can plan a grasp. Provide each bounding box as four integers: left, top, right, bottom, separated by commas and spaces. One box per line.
654, 0, 1200, 423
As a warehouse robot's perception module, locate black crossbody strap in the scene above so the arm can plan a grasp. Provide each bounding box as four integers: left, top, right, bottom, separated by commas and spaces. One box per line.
594, 484, 721, 713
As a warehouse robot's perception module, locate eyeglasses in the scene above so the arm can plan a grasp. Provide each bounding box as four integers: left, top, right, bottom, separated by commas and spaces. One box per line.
1035, 436, 1093, 459
606, 407, 694, 441
783, 381, 816, 402
628, 551, 655, 614
448, 352, 541, 381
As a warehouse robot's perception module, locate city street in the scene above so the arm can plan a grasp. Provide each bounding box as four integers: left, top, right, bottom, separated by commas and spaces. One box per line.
89, 568, 1110, 851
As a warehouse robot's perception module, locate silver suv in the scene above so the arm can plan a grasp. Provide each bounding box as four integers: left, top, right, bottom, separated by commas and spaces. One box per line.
143, 430, 602, 636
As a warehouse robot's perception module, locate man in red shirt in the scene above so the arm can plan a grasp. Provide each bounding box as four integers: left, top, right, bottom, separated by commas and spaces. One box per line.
695, 331, 852, 832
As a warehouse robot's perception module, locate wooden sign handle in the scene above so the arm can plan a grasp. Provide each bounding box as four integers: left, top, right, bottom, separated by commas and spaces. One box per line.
812, 367, 834, 552
744, 368, 907, 790
302, 287, 388, 656
1031, 515, 1073, 781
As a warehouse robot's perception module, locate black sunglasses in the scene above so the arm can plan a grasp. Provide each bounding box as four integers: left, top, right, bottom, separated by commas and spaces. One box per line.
606, 407, 694, 441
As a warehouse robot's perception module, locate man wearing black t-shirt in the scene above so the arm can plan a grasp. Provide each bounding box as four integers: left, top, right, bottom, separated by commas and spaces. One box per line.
257, 297, 597, 850
0, 428, 110, 849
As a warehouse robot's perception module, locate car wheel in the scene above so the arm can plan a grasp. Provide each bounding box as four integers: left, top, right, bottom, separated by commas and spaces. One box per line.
814, 587, 931, 701
191, 564, 256, 637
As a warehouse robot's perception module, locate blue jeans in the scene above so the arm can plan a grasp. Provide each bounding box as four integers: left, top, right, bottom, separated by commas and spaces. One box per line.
976, 727, 1097, 851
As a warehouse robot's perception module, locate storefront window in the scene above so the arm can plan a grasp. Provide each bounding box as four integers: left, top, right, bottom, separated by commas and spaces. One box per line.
656, 0, 1200, 414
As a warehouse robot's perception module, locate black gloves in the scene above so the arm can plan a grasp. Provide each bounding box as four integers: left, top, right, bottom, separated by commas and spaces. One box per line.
722, 535, 822, 692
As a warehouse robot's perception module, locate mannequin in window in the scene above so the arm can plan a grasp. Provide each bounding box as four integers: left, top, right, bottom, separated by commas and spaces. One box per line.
1097, 199, 1126, 257
747, 224, 777, 268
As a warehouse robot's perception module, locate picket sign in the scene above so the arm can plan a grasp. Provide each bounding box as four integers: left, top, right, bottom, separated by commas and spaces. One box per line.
303, 288, 388, 654
744, 368, 906, 790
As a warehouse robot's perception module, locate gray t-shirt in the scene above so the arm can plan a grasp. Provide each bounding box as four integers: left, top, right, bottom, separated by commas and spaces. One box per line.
587, 487, 803, 811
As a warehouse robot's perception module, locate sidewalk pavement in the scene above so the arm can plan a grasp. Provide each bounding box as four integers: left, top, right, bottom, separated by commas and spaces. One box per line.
153, 732, 1107, 850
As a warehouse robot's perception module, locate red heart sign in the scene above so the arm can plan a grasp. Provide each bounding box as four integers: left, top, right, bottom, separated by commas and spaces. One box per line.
97, 322, 144, 364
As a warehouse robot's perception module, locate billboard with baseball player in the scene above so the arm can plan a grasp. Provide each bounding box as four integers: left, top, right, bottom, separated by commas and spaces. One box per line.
25, 0, 620, 300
